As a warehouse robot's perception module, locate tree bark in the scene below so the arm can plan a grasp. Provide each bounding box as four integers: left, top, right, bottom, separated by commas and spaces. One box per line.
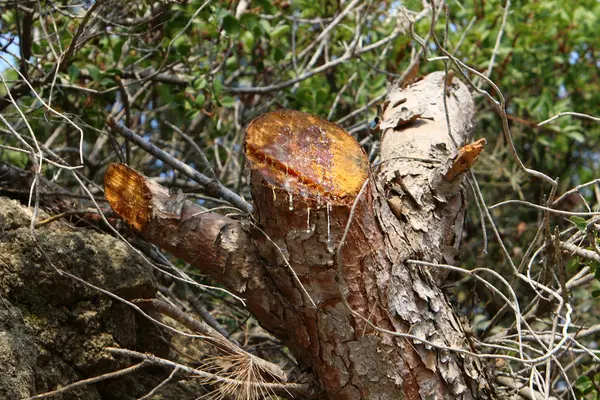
104, 72, 495, 399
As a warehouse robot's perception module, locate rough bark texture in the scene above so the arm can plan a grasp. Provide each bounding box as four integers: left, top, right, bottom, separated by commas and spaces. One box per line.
103, 72, 495, 399
244, 74, 492, 399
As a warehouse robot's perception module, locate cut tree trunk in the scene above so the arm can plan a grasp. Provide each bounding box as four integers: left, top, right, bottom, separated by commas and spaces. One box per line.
104, 72, 494, 399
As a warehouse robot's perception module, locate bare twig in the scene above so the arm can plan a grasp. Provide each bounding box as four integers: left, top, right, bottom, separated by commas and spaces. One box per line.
538, 112, 600, 126
137, 366, 180, 400
23, 362, 147, 400
490, 199, 600, 217
105, 117, 252, 214
166, 121, 217, 180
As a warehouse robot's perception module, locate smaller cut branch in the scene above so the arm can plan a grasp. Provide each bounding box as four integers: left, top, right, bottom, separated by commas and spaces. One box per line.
103, 163, 304, 377
103, 163, 254, 282
443, 138, 486, 181
181, 284, 236, 342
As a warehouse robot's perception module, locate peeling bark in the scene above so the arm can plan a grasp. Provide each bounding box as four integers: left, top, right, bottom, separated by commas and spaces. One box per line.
105, 72, 494, 399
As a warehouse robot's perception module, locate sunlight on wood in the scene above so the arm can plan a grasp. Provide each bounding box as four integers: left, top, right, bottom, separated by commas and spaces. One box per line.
245, 109, 369, 203
104, 163, 152, 231
443, 138, 486, 182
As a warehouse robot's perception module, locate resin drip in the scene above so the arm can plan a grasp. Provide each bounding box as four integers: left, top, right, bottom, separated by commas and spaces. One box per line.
326, 203, 333, 252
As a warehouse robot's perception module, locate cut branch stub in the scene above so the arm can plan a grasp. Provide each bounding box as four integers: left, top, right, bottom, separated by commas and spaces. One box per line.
104, 163, 260, 289
245, 109, 374, 309
443, 138, 487, 182
104, 163, 153, 231
245, 109, 369, 204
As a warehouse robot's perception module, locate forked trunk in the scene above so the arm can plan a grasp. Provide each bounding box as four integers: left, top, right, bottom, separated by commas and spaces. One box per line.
105, 72, 494, 399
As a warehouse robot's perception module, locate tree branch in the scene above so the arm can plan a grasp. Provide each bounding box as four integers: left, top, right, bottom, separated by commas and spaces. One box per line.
105, 118, 252, 214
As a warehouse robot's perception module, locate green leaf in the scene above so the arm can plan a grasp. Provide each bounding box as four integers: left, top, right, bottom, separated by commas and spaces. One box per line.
186, 110, 200, 121
240, 31, 255, 53
223, 15, 241, 36
220, 96, 236, 108
225, 56, 237, 69
1, 10, 14, 24
295, 87, 312, 105
574, 375, 593, 395
566, 258, 580, 274
173, 35, 191, 55
156, 85, 174, 105
113, 39, 125, 62
240, 13, 258, 27
569, 216, 587, 231
1, 149, 28, 168
194, 77, 207, 90
123, 56, 137, 68
592, 289, 600, 297
213, 78, 223, 96
86, 65, 100, 81
567, 131, 585, 143
258, 20, 271, 36
254, 0, 276, 14
370, 75, 386, 90
67, 64, 80, 82
315, 88, 328, 104
270, 24, 290, 39
195, 93, 205, 107
272, 47, 285, 62
105, 68, 123, 76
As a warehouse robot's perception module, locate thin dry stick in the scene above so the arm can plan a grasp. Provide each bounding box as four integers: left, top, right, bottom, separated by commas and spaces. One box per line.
132, 297, 277, 378
166, 121, 217, 179
538, 111, 600, 126
35, 210, 107, 227
137, 1, 211, 85
23, 362, 147, 400
105, 117, 252, 214
226, 9, 378, 95
552, 178, 600, 206
560, 242, 600, 263
297, 0, 362, 59
137, 366, 180, 400
484, 0, 510, 79
490, 199, 600, 216
0, 55, 86, 165
468, 171, 519, 273
183, 285, 237, 343
59, 0, 106, 70
467, 175, 488, 254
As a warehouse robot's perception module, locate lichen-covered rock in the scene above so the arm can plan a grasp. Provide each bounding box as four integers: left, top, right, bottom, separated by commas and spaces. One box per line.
0, 197, 169, 399
0, 297, 36, 399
